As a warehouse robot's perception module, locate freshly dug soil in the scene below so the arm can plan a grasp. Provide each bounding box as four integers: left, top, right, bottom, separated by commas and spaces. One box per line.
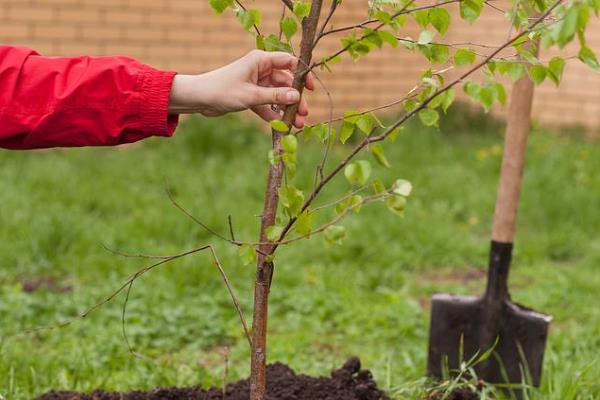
427, 388, 479, 400
39, 357, 389, 400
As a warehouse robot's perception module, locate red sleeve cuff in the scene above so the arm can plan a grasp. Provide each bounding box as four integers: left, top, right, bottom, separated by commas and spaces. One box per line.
138, 68, 179, 137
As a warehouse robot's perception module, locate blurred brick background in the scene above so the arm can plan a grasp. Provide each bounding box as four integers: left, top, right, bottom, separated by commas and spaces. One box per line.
2, 0, 599, 129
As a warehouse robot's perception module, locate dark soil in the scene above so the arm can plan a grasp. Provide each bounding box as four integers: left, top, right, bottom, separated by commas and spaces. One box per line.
427, 388, 479, 400
38, 357, 389, 400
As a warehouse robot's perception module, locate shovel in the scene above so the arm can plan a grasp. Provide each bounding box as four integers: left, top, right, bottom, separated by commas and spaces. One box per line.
426, 58, 552, 387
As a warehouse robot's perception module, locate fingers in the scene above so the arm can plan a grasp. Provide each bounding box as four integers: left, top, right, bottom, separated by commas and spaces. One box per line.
252, 105, 282, 123
251, 86, 300, 107
251, 50, 315, 91
269, 70, 294, 87
252, 50, 298, 72
305, 71, 315, 91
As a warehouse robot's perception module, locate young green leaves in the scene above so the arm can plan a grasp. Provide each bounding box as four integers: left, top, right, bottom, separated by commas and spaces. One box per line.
344, 160, 372, 186
386, 179, 413, 217
238, 244, 257, 266
209, 0, 233, 14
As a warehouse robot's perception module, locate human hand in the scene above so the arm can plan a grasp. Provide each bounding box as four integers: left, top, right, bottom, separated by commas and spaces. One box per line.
168, 50, 314, 128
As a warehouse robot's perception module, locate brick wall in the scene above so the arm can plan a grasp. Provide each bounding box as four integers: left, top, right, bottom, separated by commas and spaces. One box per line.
2, 0, 600, 130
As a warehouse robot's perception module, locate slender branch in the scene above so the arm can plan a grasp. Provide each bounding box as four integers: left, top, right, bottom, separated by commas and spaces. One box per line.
314, 0, 457, 46
273, 0, 564, 252
9, 245, 253, 351
5, 247, 206, 338
274, 192, 389, 246
111, 244, 253, 350
228, 215, 236, 242
281, 0, 293, 11
315, 0, 339, 44
235, 0, 262, 36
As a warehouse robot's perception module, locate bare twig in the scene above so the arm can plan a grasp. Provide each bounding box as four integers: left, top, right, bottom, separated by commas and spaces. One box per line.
315, 0, 339, 43
9, 245, 253, 351
228, 215, 236, 242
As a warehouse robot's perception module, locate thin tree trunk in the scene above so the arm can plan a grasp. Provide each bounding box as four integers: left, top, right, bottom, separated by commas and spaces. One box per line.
249, 2, 323, 399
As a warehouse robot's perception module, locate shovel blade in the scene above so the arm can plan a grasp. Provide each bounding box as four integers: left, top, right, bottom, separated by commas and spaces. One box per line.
427, 293, 551, 387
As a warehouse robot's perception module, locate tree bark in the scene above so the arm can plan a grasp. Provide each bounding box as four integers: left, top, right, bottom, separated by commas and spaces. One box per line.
248, 2, 324, 399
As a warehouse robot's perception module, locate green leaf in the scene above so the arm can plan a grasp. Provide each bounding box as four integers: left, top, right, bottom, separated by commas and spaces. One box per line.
374, 10, 392, 24
349, 195, 363, 214
378, 31, 398, 47
278, 185, 304, 217
418, 30, 435, 45
506, 62, 527, 82
579, 46, 599, 70
236, 9, 261, 32
256, 35, 266, 50
280, 16, 297, 41
429, 7, 450, 35
293, 1, 311, 20
454, 48, 476, 66
529, 65, 547, 85
271, 119, 289, 132
371, 144, 391, 168
414, 10, 430, 28
494, 83, 507, 105
209, 0, 233, 14
516, 46, 539, 65
295, 209, 313, 235
372, 179, 386, 194
555, 6, 579, 48
388, 125, 401, 141
340, 121, 355, 144
343, 111, 361, 124
344, 160, 372, 185
392, 179, 413, 196
442, 88, 456, 113
266, 225, 283, 241
478, 85, 496, 112
547, 57, 566, 85
281, 134, 297, 153
418, 108, 439, 127
430, 44, 449, 64
356, 115, 373, 135
324, 225, 346, 245
300, 125, 314, 142
314, 123, 330, 143
460, 0, 484, 23
363, 28, 383, 48
404, 99, 418, 112
386, 195, 407, 217
238, 245, 256, 266
263, 34, 293, 53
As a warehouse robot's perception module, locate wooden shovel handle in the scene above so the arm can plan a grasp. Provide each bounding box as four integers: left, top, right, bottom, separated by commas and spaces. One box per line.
491, 72, 536, 243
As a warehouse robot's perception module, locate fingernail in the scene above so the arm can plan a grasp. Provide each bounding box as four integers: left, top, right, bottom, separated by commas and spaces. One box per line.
286, 90, 300, 103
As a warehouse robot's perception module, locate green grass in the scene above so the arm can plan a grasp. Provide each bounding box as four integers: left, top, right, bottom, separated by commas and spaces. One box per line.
1, 110, 599, 399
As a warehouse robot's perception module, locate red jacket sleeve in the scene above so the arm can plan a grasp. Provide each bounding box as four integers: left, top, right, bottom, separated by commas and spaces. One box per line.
0, 45, 179, 150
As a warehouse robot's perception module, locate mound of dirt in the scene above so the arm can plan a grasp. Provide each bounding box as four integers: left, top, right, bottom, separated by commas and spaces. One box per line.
428, 388, 479, 400
38, 357, 389, 400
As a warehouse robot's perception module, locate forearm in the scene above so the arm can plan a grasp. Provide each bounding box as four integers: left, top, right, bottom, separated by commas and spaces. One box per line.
0, 45, 178, 150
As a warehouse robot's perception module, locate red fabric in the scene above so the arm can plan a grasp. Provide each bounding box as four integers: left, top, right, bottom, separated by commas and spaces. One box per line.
0, 45, 179, 150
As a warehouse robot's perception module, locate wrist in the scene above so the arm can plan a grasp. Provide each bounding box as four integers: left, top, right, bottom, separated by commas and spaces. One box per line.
168, 74, 212, 115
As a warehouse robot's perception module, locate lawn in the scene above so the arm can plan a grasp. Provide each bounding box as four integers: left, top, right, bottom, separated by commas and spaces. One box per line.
1, 110, 599, 399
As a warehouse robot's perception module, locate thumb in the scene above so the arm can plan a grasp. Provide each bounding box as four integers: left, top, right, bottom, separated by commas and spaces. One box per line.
251, 86, 300, 106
